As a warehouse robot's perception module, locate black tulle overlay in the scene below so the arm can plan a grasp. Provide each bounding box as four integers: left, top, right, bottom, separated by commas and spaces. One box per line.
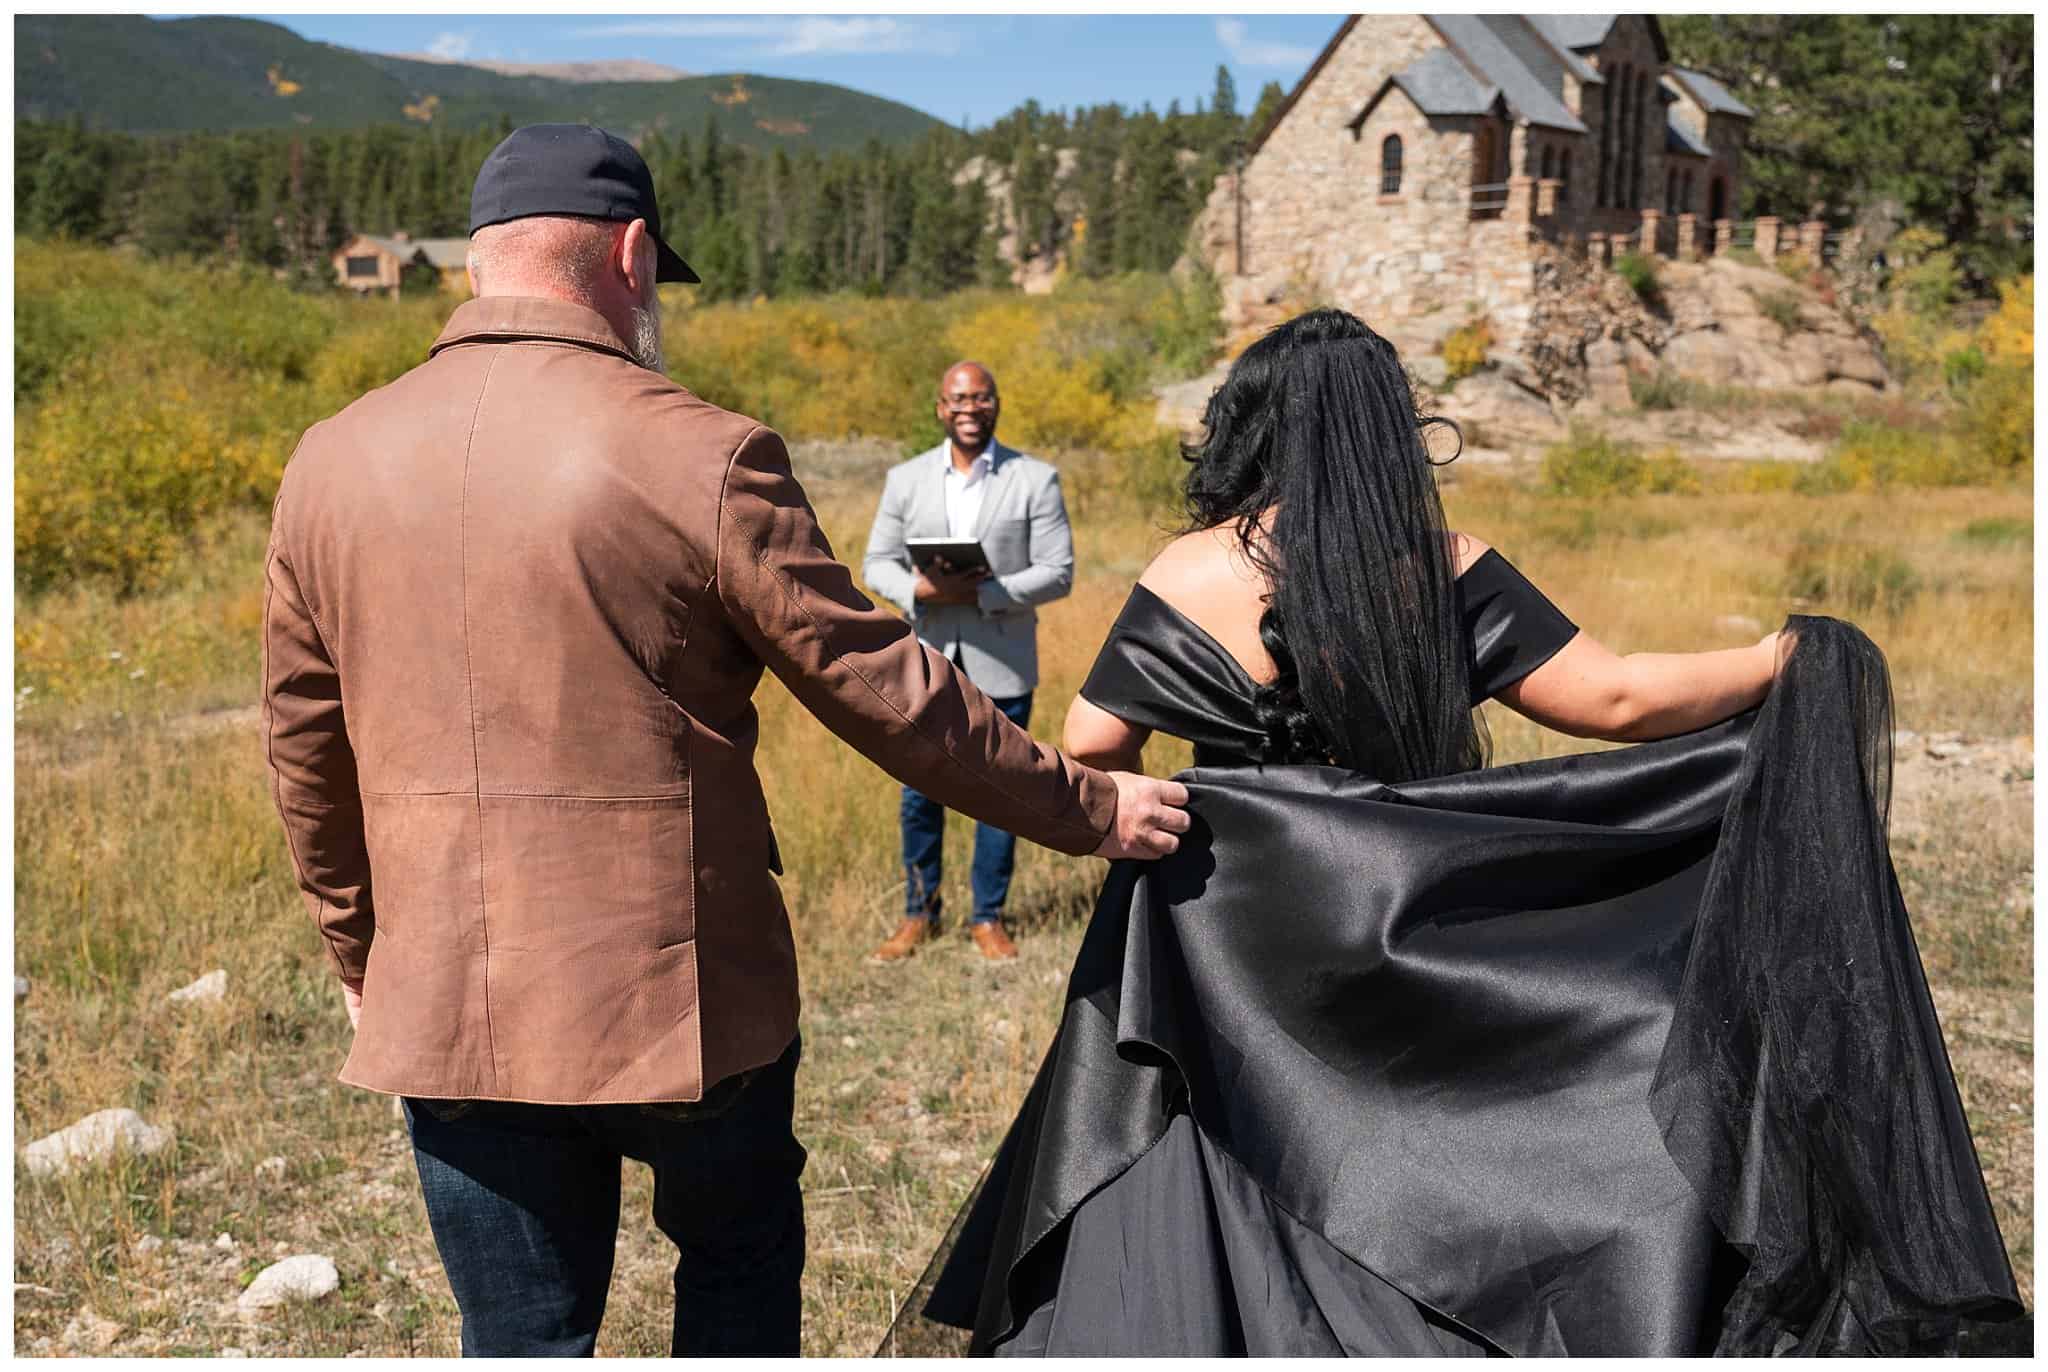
880, 609, 2022, 1357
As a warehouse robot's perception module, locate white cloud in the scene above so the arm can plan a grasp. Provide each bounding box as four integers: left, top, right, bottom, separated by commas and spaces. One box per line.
1215, 18, 1315, 69
425, 31, 476, 61
571, 16, 951, 58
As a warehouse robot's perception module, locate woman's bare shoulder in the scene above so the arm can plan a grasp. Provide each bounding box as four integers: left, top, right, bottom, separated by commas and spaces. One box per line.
1138, 526, 1261, 599
1449, 531, 1493, 576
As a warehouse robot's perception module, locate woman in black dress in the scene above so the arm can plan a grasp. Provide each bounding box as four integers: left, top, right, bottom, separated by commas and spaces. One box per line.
893, 310, 2021, 1357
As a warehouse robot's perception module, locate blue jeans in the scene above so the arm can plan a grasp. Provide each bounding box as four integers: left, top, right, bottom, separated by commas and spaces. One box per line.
403, 1038, 805, 1357
901, 692, 1032, 925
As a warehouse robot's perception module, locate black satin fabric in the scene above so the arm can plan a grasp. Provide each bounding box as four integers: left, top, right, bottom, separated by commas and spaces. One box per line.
1077, 550, 1578, 767
898, 606, 2021, 1357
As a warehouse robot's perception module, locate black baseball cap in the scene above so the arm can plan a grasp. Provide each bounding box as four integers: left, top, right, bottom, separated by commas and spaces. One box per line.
469, 123, 699, 284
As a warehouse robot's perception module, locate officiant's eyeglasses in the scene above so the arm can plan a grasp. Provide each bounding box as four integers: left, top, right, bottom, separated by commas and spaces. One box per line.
940, 391, 997, 412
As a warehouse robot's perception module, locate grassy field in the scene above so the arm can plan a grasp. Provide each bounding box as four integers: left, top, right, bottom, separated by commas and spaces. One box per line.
15, 439, 2033, 1354
13, 251, 2034, 1353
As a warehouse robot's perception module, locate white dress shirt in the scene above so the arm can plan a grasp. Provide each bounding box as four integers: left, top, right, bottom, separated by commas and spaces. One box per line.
942, 449, 993, 537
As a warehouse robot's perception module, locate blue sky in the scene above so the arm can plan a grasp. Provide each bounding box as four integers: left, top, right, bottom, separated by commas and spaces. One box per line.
244, 13, 1343, 127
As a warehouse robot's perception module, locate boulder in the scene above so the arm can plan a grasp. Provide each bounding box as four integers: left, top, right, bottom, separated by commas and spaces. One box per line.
24, 1108, 173, 1178
238, 1254, 341, 1313
1822, 335, 1888, 386
1153, 363, 1228, 436
1659, 329, 1743, 386
1444, 371, 1564, 446
1785, 334, 1831, 387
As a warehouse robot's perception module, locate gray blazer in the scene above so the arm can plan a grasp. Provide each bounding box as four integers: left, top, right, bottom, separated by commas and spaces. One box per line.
862, 441, 1073, 698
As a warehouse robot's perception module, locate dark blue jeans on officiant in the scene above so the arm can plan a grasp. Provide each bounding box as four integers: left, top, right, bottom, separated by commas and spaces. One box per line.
402, 1037, 805, 1357
901, 692, 1032, 924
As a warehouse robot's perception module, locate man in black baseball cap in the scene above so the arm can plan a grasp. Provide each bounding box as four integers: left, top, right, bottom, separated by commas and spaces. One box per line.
462, 123, 694, 373
471, 122, 698, 283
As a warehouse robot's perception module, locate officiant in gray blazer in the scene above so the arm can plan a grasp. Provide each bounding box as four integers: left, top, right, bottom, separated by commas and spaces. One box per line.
862, 361, 1075, 963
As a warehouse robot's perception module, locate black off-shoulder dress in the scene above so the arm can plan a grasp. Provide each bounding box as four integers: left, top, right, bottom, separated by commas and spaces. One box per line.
887, 555, 2021, 1357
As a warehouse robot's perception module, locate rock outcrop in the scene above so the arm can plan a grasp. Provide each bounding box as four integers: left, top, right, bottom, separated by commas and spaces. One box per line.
1522, 248, 1888, 408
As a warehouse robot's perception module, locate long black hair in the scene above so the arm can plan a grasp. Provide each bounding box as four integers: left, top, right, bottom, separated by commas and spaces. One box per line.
1182, 308, 1481, 781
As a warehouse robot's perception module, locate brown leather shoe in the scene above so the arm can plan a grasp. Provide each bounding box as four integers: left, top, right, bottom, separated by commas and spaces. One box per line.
869, 917, 933, 964
971, 921, 1019, 961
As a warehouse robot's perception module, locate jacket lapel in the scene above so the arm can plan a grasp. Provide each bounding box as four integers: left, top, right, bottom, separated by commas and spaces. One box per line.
971, 442, 1016, 541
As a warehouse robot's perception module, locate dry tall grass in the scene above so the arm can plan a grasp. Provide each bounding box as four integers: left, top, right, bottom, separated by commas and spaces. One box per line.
13, 256, 2033, 1352
16, 435, 2031, 1354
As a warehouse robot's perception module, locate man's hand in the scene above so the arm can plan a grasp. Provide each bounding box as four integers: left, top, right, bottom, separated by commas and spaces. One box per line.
1093, 772, 1193, 861
914, 560, 989, 607
341, 977, 364, 1031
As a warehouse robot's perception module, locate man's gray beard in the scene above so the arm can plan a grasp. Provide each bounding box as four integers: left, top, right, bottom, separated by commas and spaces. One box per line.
629, 287, 665, 373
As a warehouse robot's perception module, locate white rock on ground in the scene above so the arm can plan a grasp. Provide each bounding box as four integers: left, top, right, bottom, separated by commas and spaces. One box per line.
238, 1254, 341, 1312
14, 976, 27, 1000
255, 1155, 287, 1183
60, 1309, 122, 1352
168, 969, 228, 1004
24, 1108, 173, 1177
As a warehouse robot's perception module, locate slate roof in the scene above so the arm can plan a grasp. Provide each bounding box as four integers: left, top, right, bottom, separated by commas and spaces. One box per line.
1665, 115, 1711, 157
1526, 15, 1617, 52
1388, 46, 1500, 118
1668, 66, 1755, 118
1252, 14, 1688, 157
344, 235, 470, 269
1427, 14, 1588, 132
411, 238, 471, 269
1526, 14, 1668, 62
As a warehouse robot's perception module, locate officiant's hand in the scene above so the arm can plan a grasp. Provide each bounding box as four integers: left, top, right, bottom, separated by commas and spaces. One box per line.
915, 560, 988, 606
341, 976, 363, 1031
1094, 772, 1192, 861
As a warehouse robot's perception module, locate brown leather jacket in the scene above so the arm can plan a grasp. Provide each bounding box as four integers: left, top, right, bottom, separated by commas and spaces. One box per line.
262, 296, 1117, 1103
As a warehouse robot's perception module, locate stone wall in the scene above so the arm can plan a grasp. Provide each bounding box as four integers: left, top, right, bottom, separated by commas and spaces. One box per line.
1575, 16, 1667, 241
1700, 112, 1746, 230
1230, 14, 1441, 284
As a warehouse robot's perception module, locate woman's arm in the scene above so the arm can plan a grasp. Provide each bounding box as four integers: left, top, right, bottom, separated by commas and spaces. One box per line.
1497, 629, 1781, 742
1063, 693, 1152, 773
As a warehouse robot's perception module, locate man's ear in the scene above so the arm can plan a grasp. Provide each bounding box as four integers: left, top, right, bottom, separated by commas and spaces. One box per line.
619, 218, 651, 296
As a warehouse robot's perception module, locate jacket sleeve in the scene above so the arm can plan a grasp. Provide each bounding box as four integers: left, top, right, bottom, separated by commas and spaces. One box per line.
978, 465, 1075, 613
716, 426, 1116, 855
860, 467, 919, 618
261, 520, 374, 981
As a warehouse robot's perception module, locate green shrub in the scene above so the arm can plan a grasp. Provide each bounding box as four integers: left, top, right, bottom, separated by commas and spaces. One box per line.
1951, 353, 2033, 475
1628, 369, 1692, 411
1152, 266, 1223, 378
1441, 319, 1492, 381
1955, 517, 2031, 549
1541, 429, 1698, 497
1888, 226, 1961, 317
15, 357, 275, 594
1772, 248, 1819, 282
1613, 253, 1661, 305
1783, 537, 1923, 616
1727, 246, 1763, 268
1802, 420, 1999, 491
1942, 344, 1988, 392
1751, 287, 1804, 335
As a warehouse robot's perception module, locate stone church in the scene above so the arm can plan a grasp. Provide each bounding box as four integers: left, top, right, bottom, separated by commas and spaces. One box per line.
1197, 15, 1754, 352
